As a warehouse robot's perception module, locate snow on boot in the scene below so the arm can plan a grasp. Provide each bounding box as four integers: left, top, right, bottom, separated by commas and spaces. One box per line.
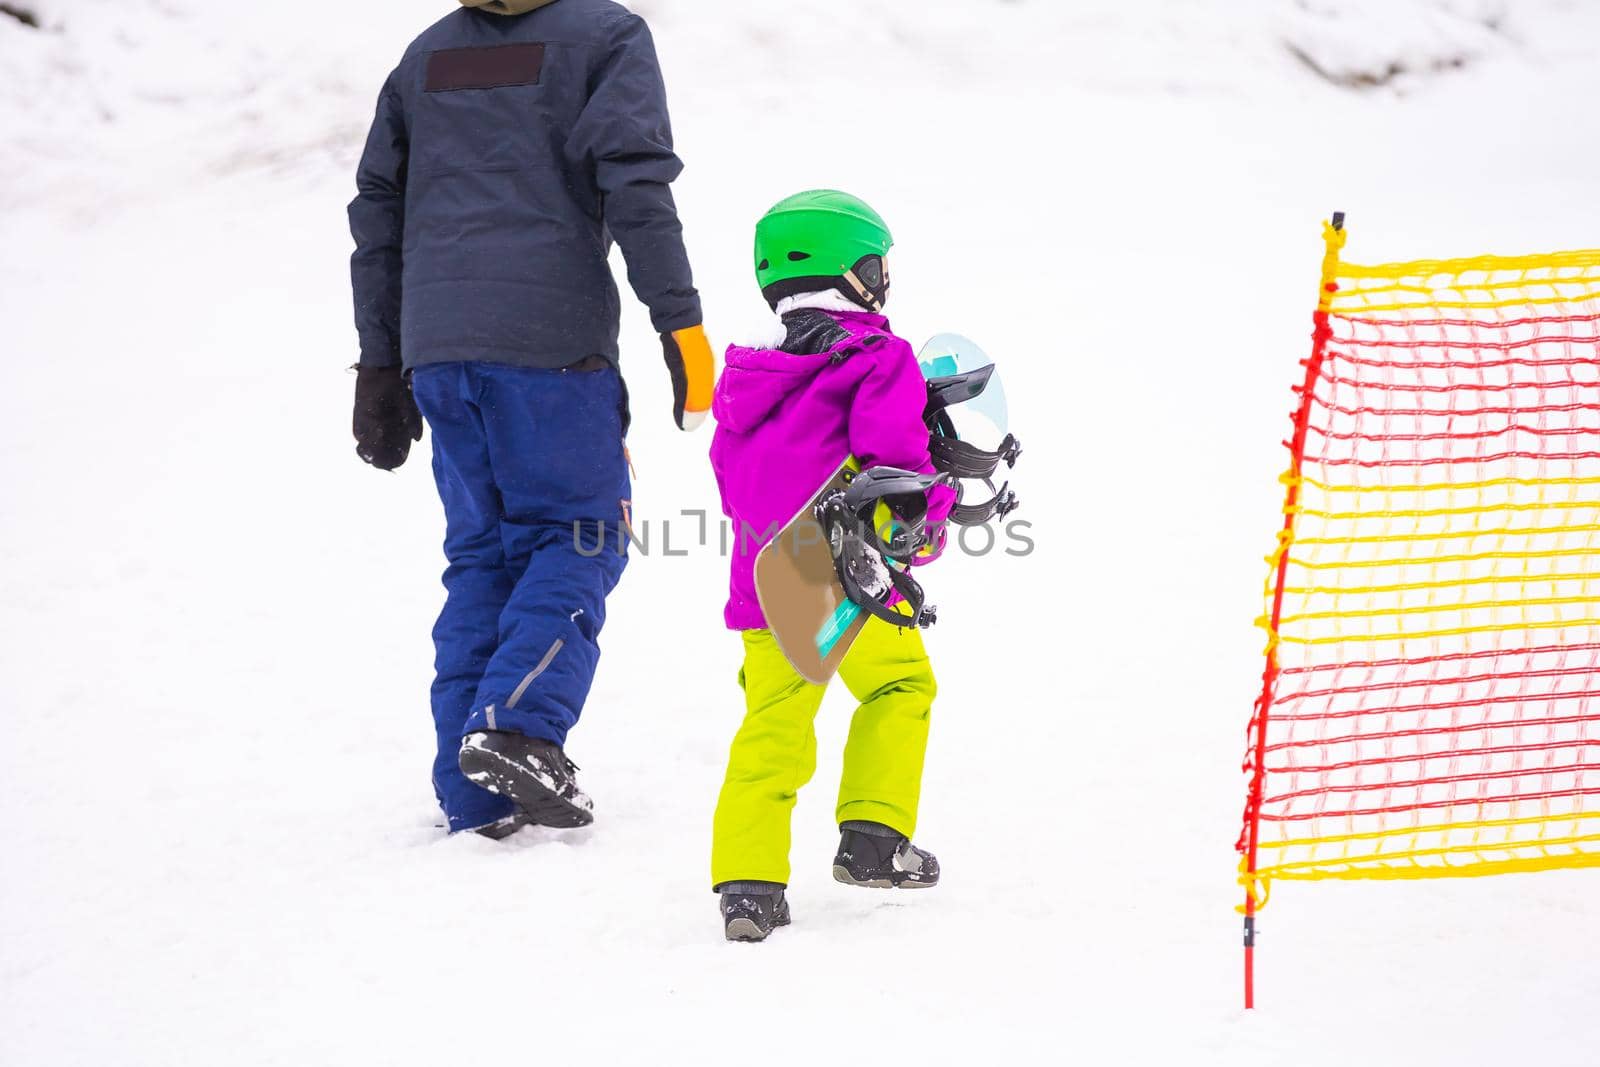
833, 820, 940, 889
718, 882, 791, 943
458, 730, 594, 828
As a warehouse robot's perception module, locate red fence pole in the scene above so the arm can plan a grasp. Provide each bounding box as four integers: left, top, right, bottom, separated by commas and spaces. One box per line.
1240, 214, 1348, 1010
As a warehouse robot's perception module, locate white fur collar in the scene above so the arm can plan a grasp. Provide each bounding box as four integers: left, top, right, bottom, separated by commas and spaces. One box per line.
740, 291, 875, 349
774, 290, 865, 317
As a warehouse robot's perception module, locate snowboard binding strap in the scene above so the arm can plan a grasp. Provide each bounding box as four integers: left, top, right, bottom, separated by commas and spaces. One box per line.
930, 432, 1022, 481
818, 466, 951, 631
923, 367, 1024, 528
949, 482, 1019, 527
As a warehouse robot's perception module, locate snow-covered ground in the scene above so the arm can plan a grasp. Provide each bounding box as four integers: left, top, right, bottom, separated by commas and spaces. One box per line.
5, 1, 1600, 1063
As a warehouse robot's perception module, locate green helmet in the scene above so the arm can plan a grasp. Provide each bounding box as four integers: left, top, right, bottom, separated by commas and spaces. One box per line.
754, 190, 894, 312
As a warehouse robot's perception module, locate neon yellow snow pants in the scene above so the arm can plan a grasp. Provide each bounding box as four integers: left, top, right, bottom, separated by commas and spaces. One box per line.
711, 617, 936, 887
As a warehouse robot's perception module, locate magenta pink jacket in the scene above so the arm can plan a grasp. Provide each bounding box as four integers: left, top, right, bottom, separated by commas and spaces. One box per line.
710, 310, 956, 630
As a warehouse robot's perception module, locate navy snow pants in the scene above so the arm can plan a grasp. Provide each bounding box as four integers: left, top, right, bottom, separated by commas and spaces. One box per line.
411, 362, 630, 832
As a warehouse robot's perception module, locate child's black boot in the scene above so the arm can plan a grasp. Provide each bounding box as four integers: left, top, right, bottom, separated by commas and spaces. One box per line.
833, 820, 940, 889
718, 882, 791, 942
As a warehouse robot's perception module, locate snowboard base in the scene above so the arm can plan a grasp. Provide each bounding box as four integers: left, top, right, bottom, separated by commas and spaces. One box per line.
753, 460, 868, 685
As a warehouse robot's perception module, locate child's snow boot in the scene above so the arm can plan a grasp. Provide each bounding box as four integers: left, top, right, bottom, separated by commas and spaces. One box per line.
833, 820, 940, 889
459, 730, 594, 828
718, 882, 791, 942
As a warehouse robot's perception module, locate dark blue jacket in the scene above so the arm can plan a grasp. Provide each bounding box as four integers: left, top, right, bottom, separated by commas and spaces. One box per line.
349, 0, 701, 371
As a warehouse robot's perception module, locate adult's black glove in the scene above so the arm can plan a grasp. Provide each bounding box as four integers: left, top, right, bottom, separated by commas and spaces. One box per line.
352, 364, 423, 471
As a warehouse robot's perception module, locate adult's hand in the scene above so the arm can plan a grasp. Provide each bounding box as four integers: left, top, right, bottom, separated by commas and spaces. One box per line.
662, 325, 715, 431
352, 365, 423, 470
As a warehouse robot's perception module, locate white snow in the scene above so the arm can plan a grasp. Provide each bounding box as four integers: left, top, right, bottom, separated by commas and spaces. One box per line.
5, 1, 1600, 1063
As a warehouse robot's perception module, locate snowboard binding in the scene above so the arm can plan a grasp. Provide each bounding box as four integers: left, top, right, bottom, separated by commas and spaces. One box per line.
924, 363, 1024, 527
752, 335, 1026, 685
816, 466, 951, 631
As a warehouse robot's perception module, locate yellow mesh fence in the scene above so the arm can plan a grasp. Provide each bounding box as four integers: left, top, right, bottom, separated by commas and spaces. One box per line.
1239, 223, 1600, 904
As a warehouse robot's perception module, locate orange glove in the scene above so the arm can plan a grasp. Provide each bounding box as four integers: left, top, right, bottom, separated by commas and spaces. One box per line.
662, 325, 715, 431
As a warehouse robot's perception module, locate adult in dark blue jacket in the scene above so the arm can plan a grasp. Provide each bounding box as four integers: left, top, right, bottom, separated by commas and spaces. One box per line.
349, 0, 715, 839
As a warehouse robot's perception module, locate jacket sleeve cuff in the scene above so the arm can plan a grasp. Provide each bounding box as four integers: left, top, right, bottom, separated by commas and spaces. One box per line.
357, 340, 403, 369
652, 303, 704, 336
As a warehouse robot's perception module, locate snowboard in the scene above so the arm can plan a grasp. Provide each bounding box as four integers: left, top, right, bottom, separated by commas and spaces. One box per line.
753, 334, 1007, 684
752, 458, 871, 686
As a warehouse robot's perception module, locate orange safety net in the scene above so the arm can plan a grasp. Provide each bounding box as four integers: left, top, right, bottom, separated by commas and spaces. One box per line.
1239, 222, 1600, 907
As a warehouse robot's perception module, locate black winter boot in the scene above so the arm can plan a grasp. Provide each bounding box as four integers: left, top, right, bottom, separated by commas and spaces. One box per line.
833, 820, 940, 889
469, 812, 530, 840
458, 730, 594, 828
717, 882, 791, 942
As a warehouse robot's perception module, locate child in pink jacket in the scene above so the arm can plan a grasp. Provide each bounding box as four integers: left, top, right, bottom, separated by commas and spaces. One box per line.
708, 191, 955, 942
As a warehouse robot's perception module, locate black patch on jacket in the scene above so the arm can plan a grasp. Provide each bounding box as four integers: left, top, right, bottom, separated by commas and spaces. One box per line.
779, 309, 852, 356
425, 44, 545, 92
